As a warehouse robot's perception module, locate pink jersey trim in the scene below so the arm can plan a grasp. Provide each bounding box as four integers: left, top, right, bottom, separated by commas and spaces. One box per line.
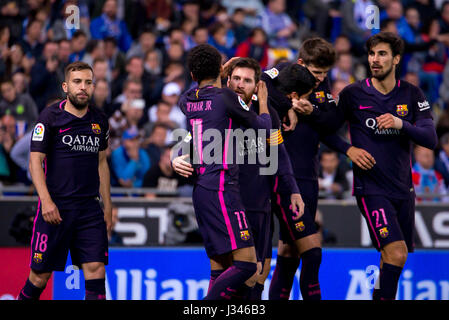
59, 99, 67, 110
273, 176, 295, 241
361, 197, 381, 249
223, 119, 232, 170
29, 158, 47, 267
218, 173, 237, 251
366, 78, 370, 87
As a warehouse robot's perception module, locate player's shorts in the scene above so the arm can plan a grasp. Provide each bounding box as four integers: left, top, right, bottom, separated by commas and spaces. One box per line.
246, 210, 272, 262
192, 184, 255, 258
356, 194, 415, 252
273, 178, 319, 244
30, 197, 108, 272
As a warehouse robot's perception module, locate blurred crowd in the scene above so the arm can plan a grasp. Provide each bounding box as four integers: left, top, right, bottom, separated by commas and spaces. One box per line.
0, 0, 448, 202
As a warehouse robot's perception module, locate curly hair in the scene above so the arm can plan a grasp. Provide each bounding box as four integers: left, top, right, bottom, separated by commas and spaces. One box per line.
187, 44, 222, 83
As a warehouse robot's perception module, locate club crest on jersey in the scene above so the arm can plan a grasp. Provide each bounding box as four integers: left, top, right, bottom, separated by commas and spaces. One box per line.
32, 123, 45, 141
264, 67, 279, 79
240, 230, 250, 241
238, 96, 249, 111
295, 221, 305, 232
91, 123, 101, 134
396, 104, 408, 117
379, 227, 389, 238
315, 91, 325, 103
33, 253, 43, 263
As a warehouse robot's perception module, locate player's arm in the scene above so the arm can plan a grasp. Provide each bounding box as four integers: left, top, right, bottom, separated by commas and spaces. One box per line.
294, 91, 343, 134
376, 89, 438, 149
268, 106, 304, 217
224, 87, 271, 130
321, 133, 376, 170
170, 131, 194, 178
322, 88, 376, 170
377, 114, 437, 149
98, 149, 112, 233
29, 151, 62, 225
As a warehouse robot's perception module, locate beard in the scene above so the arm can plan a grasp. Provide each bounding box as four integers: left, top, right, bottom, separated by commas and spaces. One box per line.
371, 63, 394, 81
67, 91, 90, 110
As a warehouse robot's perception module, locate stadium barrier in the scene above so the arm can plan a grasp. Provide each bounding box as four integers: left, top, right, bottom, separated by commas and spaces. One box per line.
1, 197, 448, 249
1, 247, 448, 300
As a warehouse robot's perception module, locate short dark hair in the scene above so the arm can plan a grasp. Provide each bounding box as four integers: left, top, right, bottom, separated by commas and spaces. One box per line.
298, 37, 336, 68
187, 44, 222, 83
227, 57, 261, 83
64, 61, 93, 80
366, 32, 404, 57
277, 64, 316, 96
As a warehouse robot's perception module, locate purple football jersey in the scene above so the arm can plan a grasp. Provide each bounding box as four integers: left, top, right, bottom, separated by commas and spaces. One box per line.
178, 86, 271, 191
30, 100, 109, 200
338, 78, 434, 198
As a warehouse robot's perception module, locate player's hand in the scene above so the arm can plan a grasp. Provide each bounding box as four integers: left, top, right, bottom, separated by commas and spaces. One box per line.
41, 200, 62, 225
292, 98, 314, 115
172, 154, 193, 178
256, 80, 268, 105
221, 56, 240, 78
282, 108, 298, 131
346, 146, 376, 170
103, 205, 113, 234
290, 193, 305, 220
376, 113, 403, 130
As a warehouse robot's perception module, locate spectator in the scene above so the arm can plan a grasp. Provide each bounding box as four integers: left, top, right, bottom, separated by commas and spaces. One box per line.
92, 57, 111, 83
221, 0, 265, 28
145, 0, 174, 34
208, 22, 234, 60
0, 0, 26, 42
149, 82, 186, 129
69, 30, 88, 62
48, 0, 91, 41
340, 0, 374, 55
82, 39, 105, 67
111, 127, 151, 188
90, 0, 133, 52
318, 149, 349, 199
259, 0, 297, 48
92, 78, 112, 113
439, 1, 449, 34
436, 107, 449, 138
143, 146, 192, 198
435, 132, 449, 188
143, 121, 170, 167
381, 0, 415, 43
11, 71, 29, 94
104, 36, 127, 81
230, 8, 251, 45
20, 19, 44, 59
0, 79, 38, 138
56, 38, 72, 72
126, 28, 159, 60
235, 27, 269, 70
123, 97, 146, 131
0, 114, 17, 184
180, 0, 200, 28
166, 41, 185, 64
0, 24, 10, 63
410, 0, 439, 28
187, 25, 209, 49
330, 53, 356, 84
331, 79, 350, 102
413, 144, 448, 202
112, 55, 152, 104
